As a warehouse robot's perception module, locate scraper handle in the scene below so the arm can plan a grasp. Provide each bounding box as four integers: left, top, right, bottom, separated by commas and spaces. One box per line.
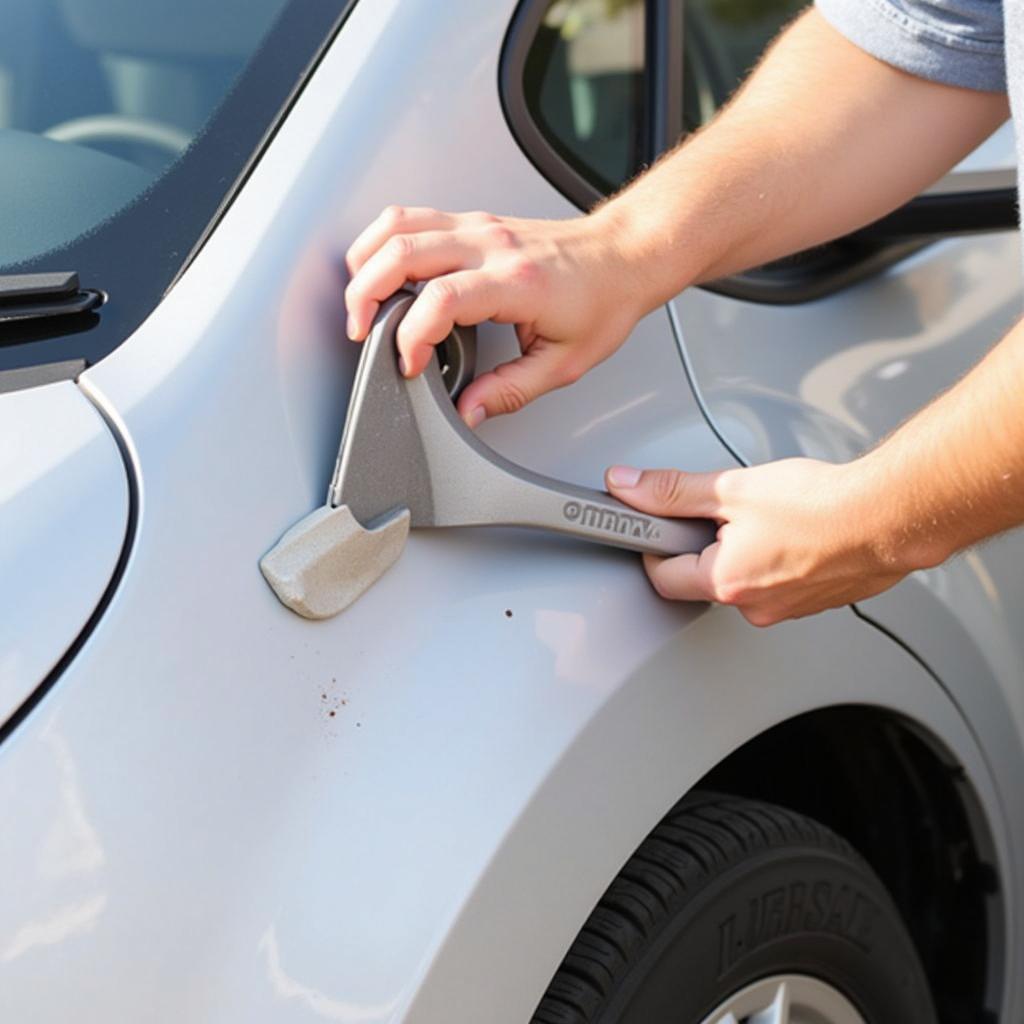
513, 481, 714, 557
408, 360, 717, 557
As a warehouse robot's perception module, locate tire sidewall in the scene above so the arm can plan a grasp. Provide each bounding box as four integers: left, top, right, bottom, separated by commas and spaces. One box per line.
600, 846, 935, 1023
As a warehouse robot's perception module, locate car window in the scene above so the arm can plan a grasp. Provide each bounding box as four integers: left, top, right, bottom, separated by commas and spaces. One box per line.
0, 0, 354, 374
522, 0, 647, 196
682, 0, 805, 133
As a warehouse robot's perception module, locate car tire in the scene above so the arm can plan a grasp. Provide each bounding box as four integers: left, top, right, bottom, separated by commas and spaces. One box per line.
531, 791, 937, 1023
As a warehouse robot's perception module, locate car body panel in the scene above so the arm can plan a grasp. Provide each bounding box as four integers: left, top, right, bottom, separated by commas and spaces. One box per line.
0, 594, 1004, 1022
0, 380, 128, 731
1, 1, 1022, 1021
672, 233, 1021, 468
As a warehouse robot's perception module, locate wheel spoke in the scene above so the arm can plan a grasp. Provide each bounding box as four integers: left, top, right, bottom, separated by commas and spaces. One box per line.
699, 974, 866, 1024
745, 978, 790, 1024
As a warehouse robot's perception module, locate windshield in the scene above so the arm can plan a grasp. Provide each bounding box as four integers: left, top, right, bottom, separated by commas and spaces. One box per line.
0, 0, 354, 374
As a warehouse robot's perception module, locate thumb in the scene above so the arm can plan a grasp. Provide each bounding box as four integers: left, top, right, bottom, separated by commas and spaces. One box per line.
605, 466, 723, 520
455, 342, 574, 426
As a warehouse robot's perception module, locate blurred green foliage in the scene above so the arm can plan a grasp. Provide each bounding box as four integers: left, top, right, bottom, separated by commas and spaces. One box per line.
705, 0, 806, 26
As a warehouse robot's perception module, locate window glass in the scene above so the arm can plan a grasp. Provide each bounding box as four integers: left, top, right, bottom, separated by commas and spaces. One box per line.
0, 0, 352, 372
523, 0, 647, 196
682, 0, 805, 133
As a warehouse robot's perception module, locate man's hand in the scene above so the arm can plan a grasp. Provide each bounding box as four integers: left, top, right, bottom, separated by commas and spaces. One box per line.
605, 460, 908, 626
344, 206, 643, 428
606, 310, 1024, 624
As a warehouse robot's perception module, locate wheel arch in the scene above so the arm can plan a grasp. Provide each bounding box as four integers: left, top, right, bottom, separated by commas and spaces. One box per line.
700, 705, 1002, 1024
398, 607, 1014, 1024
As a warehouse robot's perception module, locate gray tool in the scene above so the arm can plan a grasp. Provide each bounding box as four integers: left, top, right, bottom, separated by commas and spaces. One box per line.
261, 291, 714, 619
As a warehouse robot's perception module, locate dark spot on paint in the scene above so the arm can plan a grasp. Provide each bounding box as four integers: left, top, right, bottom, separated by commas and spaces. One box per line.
329, 710, 336, 718
356, 722, 362, 727
504, 609, 513, 618
321, 693, 327, 700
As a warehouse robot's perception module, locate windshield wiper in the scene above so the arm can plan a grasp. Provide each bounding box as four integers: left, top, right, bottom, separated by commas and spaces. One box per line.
0, 272, 103, 325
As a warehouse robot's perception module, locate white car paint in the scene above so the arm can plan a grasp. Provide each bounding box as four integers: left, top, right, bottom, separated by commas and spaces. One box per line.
0, 0, 1022, 1021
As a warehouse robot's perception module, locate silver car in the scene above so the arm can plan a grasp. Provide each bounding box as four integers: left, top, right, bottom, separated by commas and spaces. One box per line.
2, 1, 1021, 1022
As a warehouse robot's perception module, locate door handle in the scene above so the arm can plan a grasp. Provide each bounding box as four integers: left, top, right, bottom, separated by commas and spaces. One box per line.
261, 291, 714, 618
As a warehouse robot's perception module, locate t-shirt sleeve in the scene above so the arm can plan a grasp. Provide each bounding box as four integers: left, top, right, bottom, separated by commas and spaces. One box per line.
815, 0, 1006, 92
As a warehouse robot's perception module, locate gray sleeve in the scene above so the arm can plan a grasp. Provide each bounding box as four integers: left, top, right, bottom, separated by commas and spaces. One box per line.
815, 0, 1006, 92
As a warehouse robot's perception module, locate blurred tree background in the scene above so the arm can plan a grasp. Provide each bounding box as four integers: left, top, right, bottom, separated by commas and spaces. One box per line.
707, 0, 805, 24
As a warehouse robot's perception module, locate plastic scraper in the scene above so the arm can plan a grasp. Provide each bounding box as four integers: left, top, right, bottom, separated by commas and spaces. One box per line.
260, 291, 714, 618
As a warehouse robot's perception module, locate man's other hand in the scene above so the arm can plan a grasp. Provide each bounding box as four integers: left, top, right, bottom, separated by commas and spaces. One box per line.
605, 459, 910, 626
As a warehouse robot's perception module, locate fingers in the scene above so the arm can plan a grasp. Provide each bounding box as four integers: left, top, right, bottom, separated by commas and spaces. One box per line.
395, 271, 505, 379
345, 232, 478, 341
642, 545, 720, 602
455, 338, 578, 426
605, 466, 725, 521
345, 205, 455, 277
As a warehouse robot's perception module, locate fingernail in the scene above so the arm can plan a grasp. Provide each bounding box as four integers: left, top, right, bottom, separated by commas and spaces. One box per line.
398, 356, 409, 376
346, 315, 357, 339
608, 465, 641, 488
465, 406, 486, 429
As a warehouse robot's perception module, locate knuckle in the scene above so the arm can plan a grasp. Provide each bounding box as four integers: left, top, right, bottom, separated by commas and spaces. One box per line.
494, 377, 531, 415
425, 277, 458, 311
506, 255, 541, 289
650, 470, 685, 508
484, 223, 518, 249
470, 210, 500, 225
386, 233, 415, 261
381, 204, 406, 227
711, 576, 746, 607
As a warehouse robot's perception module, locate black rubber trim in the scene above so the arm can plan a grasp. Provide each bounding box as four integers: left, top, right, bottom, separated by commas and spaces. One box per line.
0, 290, 102, 326
852, 188, 1018, 240
702, 239, 931, 306
648, 0, 685, 159
705, 187, 1018, 303
500, 0, 606, 212
0, 271, 80, 301
499, 0, 1018, 306
0, 271, 103, 326
0, 385, 139, 747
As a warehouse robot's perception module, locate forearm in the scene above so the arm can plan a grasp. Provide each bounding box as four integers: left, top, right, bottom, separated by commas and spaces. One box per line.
856, 319, 1024, 573
597, 7, 1008, 311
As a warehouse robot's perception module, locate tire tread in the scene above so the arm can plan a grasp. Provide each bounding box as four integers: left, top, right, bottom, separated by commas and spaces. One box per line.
530, 791, 862, 1024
